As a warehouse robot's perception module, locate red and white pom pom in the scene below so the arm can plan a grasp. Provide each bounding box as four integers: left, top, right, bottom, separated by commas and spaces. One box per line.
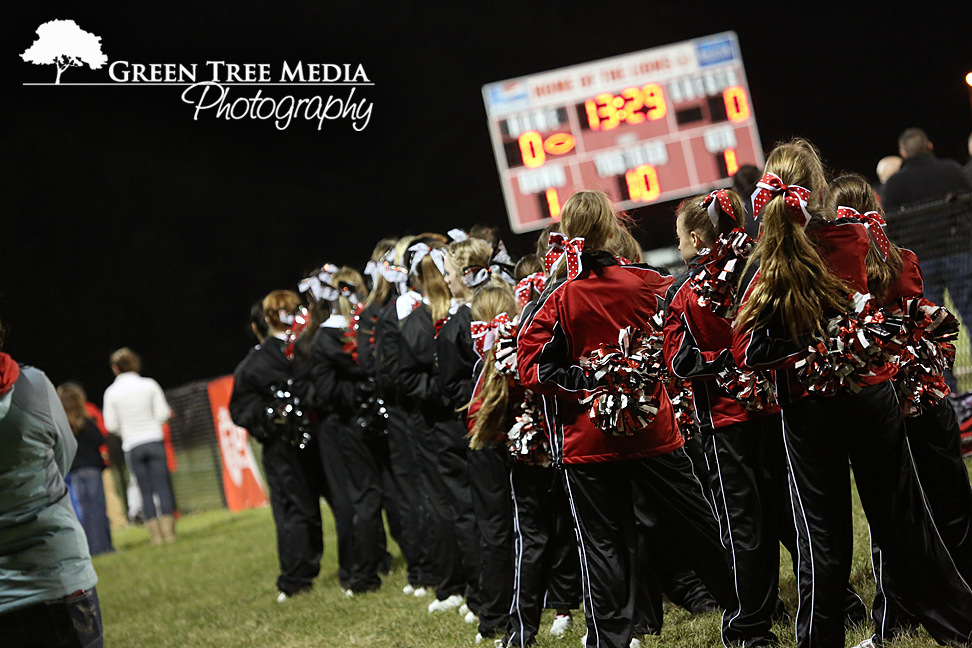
507, 390, 552, 467
689, 228, 754, 318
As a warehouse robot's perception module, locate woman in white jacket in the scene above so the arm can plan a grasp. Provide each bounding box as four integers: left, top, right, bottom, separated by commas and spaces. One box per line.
102, 347, 175, 545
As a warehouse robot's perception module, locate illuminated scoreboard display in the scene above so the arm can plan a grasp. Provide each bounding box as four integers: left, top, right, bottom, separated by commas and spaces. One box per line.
482, 32, 764, 233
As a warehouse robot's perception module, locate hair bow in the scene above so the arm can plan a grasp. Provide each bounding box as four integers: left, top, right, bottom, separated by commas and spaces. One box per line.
470, 312, 514, 361
364, 260, 382, 287
700, 189, 736, 229
339, 281, 360, 304
462, 259, 517, 289
298, 264, 341, 302
515, 272, 547, 307
544, 233, 585, 279
836, 206, 891, 261
751, 172, 812, 227
408, 242, 447, 277
448, 228, 468, 242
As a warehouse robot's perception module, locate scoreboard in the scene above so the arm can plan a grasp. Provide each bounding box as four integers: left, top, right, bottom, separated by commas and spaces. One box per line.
482, 32, 764, 233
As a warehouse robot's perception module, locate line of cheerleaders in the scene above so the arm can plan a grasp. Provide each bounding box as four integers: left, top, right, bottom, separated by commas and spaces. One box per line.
228, 138, 972, 648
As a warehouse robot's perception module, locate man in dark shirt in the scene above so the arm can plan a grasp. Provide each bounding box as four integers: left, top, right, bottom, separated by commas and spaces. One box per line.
883, 128, 972, 392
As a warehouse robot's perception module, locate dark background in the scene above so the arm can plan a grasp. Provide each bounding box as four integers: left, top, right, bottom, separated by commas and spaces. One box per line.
3, 2, 972, 403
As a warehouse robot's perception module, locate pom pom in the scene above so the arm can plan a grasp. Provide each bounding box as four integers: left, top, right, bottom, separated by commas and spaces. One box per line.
885, 297, 960, 416
493, 334, 518, 377
664, 376, 699, 440
714, 365, 778, 411
794, 293, 900, 396
507, 390, 552, 467
689, 229, 754, 318
265, 384, 313, 449
579, 324, 666, 436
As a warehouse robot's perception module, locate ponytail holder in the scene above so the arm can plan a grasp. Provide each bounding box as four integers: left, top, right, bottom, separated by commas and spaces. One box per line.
515, 272, 547, 307
408, 243, 447, 277
837, 206, 891, 261
751, 172, 812, 228
470, 312, 514, 361
544, 233, 585, 280
700, 189, 736, 230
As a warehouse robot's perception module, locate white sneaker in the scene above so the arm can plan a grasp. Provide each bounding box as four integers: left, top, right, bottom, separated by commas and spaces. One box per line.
343, 588, 354, 598
475, 633, 483, 644
630, 637, 643, 648
849, 639, 875, 648
403, 584, 415, 595
580, 633, 587, 647
465, 611, 478, 624
459, 603, 470, 616
276, 592, 288, 603
428, 594, 464, 612
413, 586, 428, 597
550, 614, 572, 636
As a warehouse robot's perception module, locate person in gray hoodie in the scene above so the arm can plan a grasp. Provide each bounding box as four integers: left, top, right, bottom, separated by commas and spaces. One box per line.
0, 343, 102, 648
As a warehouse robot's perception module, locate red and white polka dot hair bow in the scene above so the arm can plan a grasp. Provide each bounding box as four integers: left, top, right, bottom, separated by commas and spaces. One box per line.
515, 272, 547, 308
837, 206, 891, 261
470, 312, 514, 361
544, 233, 585, 279
700, 189, 736, 229
751, 172, 812, 228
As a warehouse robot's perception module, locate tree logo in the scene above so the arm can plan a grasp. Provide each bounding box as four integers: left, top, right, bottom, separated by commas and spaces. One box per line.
21, 20, 107, 84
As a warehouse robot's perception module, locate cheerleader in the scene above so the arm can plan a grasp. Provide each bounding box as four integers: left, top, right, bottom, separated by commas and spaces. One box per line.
443, 237, 514, 638
229, 290, 324, 601
373, 236, 438, 595
398, 236, 471, 611
731, 139, 972, 648
517, 190, 735, 648
827, 174, 972, 644
304, 265, 393, 594
664, 190, 787, 647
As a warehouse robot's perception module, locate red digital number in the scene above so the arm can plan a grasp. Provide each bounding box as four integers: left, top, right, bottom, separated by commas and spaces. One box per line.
625, 164, 660, 203
518, 131, 545, 168
724, 148, 739, 175
642, 83, 666, 121
545, 188, 562, 219
584, 84, 667, 131
723, 86, 750, 123
543, 133, 576, 156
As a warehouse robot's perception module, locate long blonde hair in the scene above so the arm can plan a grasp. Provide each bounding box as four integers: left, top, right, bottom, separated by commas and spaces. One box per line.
734, 139, 851, 343
555, 190, 629, 277
330, 266, 368, 323
826, 174, 903, 303
409, 238, 452, 322
467, 284, 518, 449
364, 237, 398, 308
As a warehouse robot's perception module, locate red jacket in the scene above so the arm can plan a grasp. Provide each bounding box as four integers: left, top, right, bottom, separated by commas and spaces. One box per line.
733, 217, 896, 400
664, 263, 781, 431
877, 248, 923, 308
517, 252, 681, 465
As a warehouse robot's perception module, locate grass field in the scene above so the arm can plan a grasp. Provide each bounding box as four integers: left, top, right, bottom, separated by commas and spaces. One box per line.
95, 464, 972, 648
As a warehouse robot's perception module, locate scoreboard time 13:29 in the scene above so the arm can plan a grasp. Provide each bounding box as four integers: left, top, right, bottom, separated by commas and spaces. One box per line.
482, 31, 764, 233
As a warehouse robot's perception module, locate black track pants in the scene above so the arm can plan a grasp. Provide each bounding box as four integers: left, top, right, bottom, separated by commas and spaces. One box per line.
386, 405, 436, 587
434, 418, 482, 609
468, 443, 514, 638
317, 421, 356, 589
870, 397, 972, 643
782, 381, 972, 648
702, 413, 786, 647
507, 463, 582, 647
564, 448, 734, 648
262, 436, 324, 595
330, 413, 387, 592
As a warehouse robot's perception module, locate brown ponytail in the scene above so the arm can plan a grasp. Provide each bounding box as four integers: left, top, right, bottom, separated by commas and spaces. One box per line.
675, 190, 744, 248
826, 174, 903, 303
466, 284, 517, 449
734, 139, 852, 343
554, 190, 630, 277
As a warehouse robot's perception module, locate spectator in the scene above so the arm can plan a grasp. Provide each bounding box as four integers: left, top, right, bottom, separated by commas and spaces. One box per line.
882, 128, 971, 211
103, 347, 177, 545
964, 131, 972, 186
0, 332, 103, 647
882, 128, 972, 391
875, 155, 902, 200
58, 383, 114, 556
732, 164, 762, 238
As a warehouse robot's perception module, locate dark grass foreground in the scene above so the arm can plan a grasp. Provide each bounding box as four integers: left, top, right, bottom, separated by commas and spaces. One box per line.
95, 463, 972, 648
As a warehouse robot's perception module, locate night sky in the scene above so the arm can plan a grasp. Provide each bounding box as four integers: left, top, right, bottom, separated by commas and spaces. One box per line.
3, 2, 972, 403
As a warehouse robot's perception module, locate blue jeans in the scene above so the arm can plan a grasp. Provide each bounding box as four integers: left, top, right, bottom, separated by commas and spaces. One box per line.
70, 467, 114, 556
919, 252, 972, 391
126, 441, 175, 519
3, 587, 103, 648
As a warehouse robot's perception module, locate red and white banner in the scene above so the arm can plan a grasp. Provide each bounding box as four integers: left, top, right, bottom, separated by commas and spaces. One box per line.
207, 375, 269, 511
